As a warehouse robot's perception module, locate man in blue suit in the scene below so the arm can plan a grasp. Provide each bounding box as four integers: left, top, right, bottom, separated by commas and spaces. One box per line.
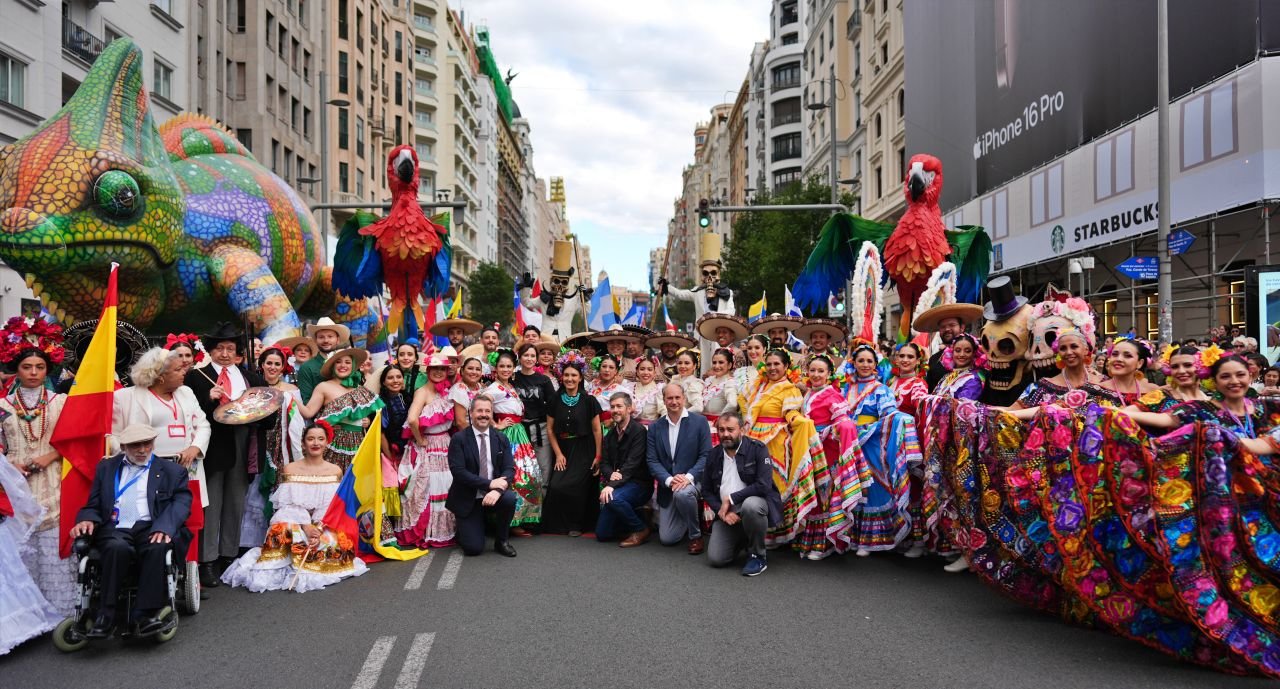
703, 413, 782, 576
70, 424, 192, 638
446, 395, 518, 557
646, 383, 711, 554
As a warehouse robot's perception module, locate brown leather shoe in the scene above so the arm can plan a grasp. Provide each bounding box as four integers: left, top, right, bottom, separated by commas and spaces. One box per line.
619, 527, 651, 548
687, 536, 705, 555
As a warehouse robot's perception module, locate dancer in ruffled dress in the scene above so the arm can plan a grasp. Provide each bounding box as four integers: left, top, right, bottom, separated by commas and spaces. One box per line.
484, 350, 543, 536
399, 353, 456, 548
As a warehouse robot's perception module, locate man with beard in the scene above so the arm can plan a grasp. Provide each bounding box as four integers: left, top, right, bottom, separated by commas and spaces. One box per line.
702, 413, 780, 576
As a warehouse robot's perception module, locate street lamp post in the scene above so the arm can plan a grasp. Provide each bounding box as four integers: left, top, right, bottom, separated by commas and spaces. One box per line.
1157, 0, 1173, 343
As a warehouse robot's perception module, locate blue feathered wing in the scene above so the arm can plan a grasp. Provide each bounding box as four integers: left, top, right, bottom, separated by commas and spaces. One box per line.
332, 210, 383, 299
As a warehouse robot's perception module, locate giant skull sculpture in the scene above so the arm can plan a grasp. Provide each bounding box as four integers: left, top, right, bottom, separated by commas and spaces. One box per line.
981, 304, 1033, 392
1025, 291, 1096, 379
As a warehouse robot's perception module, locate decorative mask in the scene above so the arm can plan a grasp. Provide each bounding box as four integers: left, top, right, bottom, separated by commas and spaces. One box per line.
701, 264, 720, 288
980, 305, 1032, 391
1025, 295, 1095, 375
548, 271, 572, 295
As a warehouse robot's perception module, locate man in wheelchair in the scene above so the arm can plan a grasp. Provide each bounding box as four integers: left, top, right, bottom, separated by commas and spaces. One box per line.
68, 424, 192, 639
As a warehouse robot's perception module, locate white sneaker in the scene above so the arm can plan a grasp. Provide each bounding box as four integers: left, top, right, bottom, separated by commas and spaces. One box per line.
804, 550, 825, 561
902, 543, 926, 559
943, 555, 970, 573
856, 548, 870, 557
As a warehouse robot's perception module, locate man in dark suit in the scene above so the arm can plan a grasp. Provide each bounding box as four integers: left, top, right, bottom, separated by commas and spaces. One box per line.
184, 323, 266, 586
596, 391, 653, 547
703, 413, 781, 576
646, 383, 711, 554
70, 424, 192, 638
446, 395, 518, 557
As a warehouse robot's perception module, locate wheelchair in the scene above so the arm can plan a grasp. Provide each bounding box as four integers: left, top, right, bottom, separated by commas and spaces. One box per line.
52, 535, 201, 652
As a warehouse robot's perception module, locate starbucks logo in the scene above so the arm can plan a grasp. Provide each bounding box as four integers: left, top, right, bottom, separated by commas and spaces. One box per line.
1051, 225, 1065, 254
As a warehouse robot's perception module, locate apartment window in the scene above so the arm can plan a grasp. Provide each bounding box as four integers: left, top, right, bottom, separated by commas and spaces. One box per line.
882, 0, 888, 13
152, 59, 173, 101
278, 86, 287, 123
853, 92, 861, 126
265, 76, 274, 112
233, 62, 246, 100
1095, 128, 1135, 202
780, 0, 798, 25
772, 98, 801, 126
394, 31, 403, 62
981, 188, 1010, 240
781, 32, 798, 45
897, 88, 905, 118
337, 52, 348, 93
337, 0, 348, 40
303, 107, 312, 139
338, 109, 349, 149
874, 166, 882, 198
291, 38, 299, 71
278, 27, 286, 59
0, 52, 27, 109
946, 210, 964, 229
1181, 79, 1237, 171
898, 147, 906, 181
266, 12, 275, 48
230, 0, 246, 32
874, 113, 882, 139
771, 132, 801, 161
356, 9, 364, 51
1102, 299, 1119, 336
356, 117, 365, 158
773, 168, 801, 189
356, 170, 365, 198
771, 63, 800, 91
881, 41, 889, 65
302, 50, 311, 82
854, 149, 863, 178
1030, 162, 1065, 227
416, 78, 431, 94
282, 146, 291, 181
290, 97, 299, 131
356, 64, 364, 103
338, 162, 350, 193
270, 139, 280, 173
299, 0, 306, 23
234, 128, 252, 153
1230, 280, 1246, 325
395, 115, 403, 141
394, 73, 403, 105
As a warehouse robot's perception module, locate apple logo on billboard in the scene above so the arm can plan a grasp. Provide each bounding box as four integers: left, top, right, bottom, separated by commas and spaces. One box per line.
973, 139, 983, 160
1051, 225, 1065, 254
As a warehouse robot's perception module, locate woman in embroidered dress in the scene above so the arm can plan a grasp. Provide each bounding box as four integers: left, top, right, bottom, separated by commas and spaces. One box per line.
2, 347, 74, 615
669, 350, 705, 413
0, 458, 60, 655
449, 356, 485, 429
733, 334, 769, 395
888, 343, 930, 419
702, 348, 738, 445
372, 366, 409, 538
738, 349, 822, 546
630, 356, 664, 427
1121, 355, 1275, 446
399, 353, 455, 548
843, 343, 921, 557
299, 348, 385, 471
796, 354, 862, 559
588, 354, 632, 433
1008, 328, 1124, 411
222, 423, 367, 592
484, 350, 543, 536
931, 334, 986, 401
543, 352, 603, 536
1097, 338, 1160, 406
240, 346, 304, 547
536, 343, 560, 390
1128, 344, 1213, 414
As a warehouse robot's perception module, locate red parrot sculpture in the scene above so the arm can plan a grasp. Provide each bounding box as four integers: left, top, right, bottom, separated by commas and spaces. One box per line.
883, 153, 953, 338
332, 145, 452, 337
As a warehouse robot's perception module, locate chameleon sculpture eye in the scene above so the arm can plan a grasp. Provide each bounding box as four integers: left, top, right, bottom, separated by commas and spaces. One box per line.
93, 170, 141, 218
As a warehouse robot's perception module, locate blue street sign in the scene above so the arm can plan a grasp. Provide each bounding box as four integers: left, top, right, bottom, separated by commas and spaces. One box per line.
1117, 256, 1159, 280
1169, 229, 1195, 255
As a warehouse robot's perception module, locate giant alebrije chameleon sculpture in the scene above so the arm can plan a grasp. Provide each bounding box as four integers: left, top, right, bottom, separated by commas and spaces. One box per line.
0, 39, 382, 348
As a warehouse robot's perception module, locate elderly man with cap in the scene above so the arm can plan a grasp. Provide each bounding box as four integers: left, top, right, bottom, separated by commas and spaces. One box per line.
294, 317, 351, 403
184, 323, 266, 587
69, 424, 192, 639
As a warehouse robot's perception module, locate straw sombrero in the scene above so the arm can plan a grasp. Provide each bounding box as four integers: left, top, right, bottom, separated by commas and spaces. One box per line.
748, 314, 803, 336
696, 313, 749, 342
534, 334, 561, 355
795, 318, 848, 342
912, 303, 983, 333
428, 317, 482, 337
320, 348, 369, 379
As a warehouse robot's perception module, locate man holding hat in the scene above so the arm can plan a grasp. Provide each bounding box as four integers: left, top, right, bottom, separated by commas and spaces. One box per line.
184, 323, 266, 587
913, 304, 983, 393
295, 317, 352, 403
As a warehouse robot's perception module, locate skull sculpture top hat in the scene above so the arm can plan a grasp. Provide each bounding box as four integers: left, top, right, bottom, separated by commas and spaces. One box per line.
549, 239, 575, 292
699, 232, 723, 286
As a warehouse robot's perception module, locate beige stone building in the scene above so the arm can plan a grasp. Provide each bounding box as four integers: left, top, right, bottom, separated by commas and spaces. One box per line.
801, 0, 857, 193
857, 0, 906, 225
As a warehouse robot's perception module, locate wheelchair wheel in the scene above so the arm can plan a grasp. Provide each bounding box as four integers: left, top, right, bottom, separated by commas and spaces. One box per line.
178, 561, 201, 615
52, 617, 89, 653
153, 607, 178, 643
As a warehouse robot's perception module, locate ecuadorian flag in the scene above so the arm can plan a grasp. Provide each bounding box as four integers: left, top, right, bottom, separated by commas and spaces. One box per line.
322, 410, 428, 562
51, 264, 118, 558
747, 293, 767, 324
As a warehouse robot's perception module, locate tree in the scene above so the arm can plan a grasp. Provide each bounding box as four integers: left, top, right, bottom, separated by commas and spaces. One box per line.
467, 261, 513, 331
722, 176, 857, 314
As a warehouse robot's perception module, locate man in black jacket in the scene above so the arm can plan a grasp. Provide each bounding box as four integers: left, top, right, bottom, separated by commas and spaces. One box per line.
446, 395, 518, 557
595, 391, 653, 547
702, 413, 781, 577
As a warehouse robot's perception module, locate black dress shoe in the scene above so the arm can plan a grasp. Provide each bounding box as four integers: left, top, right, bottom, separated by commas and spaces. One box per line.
136, 613, 168, 637
199, 563, 221, 587
494, 540, 517, 558
86, 615, 116, 640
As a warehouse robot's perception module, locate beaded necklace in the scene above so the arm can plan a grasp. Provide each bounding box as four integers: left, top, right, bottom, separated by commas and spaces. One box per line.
13, 385, 48, 445
560, 389, 582, 407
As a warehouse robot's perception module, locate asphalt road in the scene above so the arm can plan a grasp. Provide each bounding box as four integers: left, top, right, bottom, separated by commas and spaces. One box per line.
3, 536, 1276, 689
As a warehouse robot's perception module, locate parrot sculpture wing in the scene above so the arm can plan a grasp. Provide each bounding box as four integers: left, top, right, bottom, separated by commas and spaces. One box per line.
330, 145, 451, 336
793, 153, 991, 341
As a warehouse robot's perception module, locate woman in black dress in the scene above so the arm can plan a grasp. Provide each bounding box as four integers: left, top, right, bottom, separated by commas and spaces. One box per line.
543, 351, 603, 536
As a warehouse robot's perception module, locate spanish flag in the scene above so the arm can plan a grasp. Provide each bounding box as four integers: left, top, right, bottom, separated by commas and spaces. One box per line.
51, 263, 117, 557
747, 292, 767, 324
322, 410, 428, 562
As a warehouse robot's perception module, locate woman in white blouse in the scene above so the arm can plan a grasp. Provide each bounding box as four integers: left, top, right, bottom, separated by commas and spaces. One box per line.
668, 349, 705, 413
702, 348, 739, 439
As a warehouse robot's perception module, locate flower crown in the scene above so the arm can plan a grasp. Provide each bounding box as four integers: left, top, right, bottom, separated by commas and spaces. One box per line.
164, 332, 207, 364
553, 349, 588, 380
1029, 296, 1095, 347
0, 316, 65, 365
942, 334, 988, 371
1102, 335, 1155, 371
1158, 343, 1221, 379
309, 419, 335, 443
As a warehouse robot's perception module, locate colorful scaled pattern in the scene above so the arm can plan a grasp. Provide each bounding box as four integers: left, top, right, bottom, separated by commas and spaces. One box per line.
918, 396, 1280, 677
0, 39, 378, 347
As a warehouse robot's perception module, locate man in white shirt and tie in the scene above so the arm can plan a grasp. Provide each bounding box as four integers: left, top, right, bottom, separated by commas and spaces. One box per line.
71, 424, 192, 638
446, 396, 518, 557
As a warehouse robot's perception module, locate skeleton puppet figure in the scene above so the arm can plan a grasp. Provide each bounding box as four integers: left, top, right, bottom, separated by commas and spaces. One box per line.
520, 239, 592, 339
978, 276, 1033, 407
1024, 287, 1096, 381
659, 231, 736, 365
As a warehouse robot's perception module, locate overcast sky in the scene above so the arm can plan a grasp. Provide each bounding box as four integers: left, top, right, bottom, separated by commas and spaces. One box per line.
458, 0, 771, 290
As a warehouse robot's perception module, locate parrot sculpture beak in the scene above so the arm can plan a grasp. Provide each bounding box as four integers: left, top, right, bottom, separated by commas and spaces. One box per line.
908, 161, 935, 203
395, 149, 416, 184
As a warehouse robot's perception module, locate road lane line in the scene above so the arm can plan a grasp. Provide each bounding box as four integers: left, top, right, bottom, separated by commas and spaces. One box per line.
403, 552, 435, 590
436, 551, 464, 590
352, 635, 397, 689
393, 633, 437, 689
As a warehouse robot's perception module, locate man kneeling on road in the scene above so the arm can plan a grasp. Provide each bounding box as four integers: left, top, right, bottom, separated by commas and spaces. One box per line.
596, 392, 653, 547
702, 413, 781, 576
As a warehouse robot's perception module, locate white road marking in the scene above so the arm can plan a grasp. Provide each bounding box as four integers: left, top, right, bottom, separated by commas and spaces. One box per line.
403, 552, 435, 590
351, 635, 397, 689
393, 633, 437, 689
436, 551, 464, 590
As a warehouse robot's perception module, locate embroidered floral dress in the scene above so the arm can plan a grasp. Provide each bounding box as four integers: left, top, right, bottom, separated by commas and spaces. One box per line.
738, 377, 823, 546
796, 384, 867, 557
842, 376, 922, 551
398, 394, 455, 548
932, 366, 985, 401
630, 381, 663, 427
588, 378, 633, 432
1016, 378, 1125, 408
889, 372, 929, 419
702, 373, 738, 444
319, 384, 385, 471
484, 381, 543, 527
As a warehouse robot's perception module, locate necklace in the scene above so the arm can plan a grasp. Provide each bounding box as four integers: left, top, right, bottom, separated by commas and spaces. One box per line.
561, 390, 582, 407
1062, 369, 1084, 390
13, 386, 48, 444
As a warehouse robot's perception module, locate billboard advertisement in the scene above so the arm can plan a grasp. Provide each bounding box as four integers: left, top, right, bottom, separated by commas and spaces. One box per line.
1246, 265, 1280, 364
904, 0, 1265, 211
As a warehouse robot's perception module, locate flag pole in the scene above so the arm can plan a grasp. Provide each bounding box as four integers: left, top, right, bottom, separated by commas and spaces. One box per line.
651, 226, 676, 329
570, 233, 589, 318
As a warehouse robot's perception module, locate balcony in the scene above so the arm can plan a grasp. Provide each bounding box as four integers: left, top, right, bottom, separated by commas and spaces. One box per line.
62, 17, 105, 65
414, 15, 435, 33
847, 10, 862, 39
415, 52, 436, 67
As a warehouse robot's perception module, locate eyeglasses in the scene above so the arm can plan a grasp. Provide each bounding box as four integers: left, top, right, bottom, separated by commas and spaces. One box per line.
701, 270, 719, 277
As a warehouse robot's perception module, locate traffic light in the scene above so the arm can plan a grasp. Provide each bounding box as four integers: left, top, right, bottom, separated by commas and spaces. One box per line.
697, 198, 711, 228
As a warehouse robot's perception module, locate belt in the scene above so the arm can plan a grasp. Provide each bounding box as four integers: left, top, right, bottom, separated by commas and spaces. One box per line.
756, 416, 785, 423
522, 419, 546, 446
856, 414, 877, 425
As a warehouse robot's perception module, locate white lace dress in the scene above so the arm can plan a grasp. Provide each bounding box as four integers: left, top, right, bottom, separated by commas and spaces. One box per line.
221, 473, 368, 593
0, 459, 60, 655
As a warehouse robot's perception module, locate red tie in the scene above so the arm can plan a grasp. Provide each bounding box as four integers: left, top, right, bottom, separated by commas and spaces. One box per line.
216, 366, 232, 403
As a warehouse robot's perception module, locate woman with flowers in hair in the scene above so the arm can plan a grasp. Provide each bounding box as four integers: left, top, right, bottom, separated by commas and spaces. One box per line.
796, 353, 863, 559
1008, 328, 1123, 411
738, 348, 822, 546
668, 349, 705, 413
1129, 344, 1214, 414
449, 355, 486, 429
164, 333, 204, 374
543, 350, 603, 536
240, 344, 305, 546
0, 321, 73, 614
701, 348, 738, 444
888, 343, 930, 419
930, 334, 985, 401
733, 334, 770, 397
841, 341, 921, 557
1097, 337, 1161, 406
399, 352, 456, 548
1121, 354, 1275, 443
587, 353, 632, 434
629, 355, 664, 426
483, 349, 543, 535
